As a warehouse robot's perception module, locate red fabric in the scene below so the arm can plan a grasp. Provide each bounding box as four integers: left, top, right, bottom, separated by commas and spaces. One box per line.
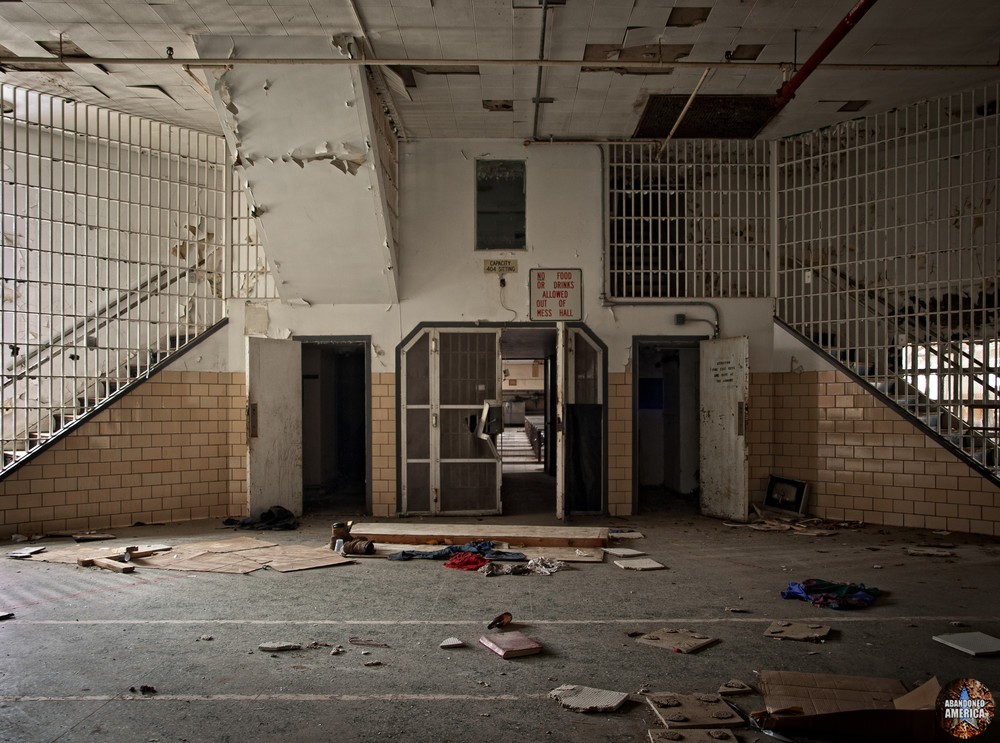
443, 553, 489, 571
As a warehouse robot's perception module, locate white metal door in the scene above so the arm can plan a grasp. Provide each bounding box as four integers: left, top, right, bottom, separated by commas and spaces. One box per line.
246, 336, 303, 517
555, 322, 567, 520
401, 328, 501, 515
698, 336, 749, 521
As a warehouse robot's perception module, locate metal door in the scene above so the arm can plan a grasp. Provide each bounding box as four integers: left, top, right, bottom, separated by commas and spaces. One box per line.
401, 328, 501, 514
698, 336, 749, 521
565, 326, 604, 513
247, 336, 302, 517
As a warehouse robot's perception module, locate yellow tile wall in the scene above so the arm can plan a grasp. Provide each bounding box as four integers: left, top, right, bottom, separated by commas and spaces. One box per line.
607, 369, 633, 516
371, 372, 398, 518
0, 371, 247, 538
759, 370, 1000, 536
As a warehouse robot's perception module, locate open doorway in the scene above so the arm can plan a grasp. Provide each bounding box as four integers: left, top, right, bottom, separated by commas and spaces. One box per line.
498, 328, 556, 516
634, 337, 703, 512
300, 338, 370, 514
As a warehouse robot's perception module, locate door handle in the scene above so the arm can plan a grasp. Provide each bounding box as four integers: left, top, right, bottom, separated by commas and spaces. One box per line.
432, 413, 438, 428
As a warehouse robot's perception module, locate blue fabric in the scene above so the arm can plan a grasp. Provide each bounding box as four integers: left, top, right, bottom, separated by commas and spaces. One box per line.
388, 541, 526, 562
782, 578, 880, 609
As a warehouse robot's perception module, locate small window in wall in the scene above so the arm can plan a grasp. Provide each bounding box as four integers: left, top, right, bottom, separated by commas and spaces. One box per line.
476, 159, 526, 250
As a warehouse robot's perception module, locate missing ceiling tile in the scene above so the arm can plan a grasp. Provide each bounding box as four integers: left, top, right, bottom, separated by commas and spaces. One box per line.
37, 40, 91, 59
634, 94, 779, 139
483, 99, 513, 112
836, 100, 869, 112
582, 44, 690, 75
0, 43, 69, 72
666, 7, 711, 27
126, 84, 177, 103
727, 44, 765, 61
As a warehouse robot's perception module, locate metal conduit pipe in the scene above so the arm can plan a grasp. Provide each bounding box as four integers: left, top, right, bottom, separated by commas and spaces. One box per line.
774, 0, 880, 106
0, 55, 989, 72
531, 0, 551, 141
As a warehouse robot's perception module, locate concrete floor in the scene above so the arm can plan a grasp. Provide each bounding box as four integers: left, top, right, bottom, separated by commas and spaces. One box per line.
1, 499, 999, 743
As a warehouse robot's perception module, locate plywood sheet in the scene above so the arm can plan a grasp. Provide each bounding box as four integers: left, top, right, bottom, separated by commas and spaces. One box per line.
137, 550, 261, 574
351, 522, 608, 548
932, 631, 1000, 656
637, 628, 718, 654
645, 692, 742, 728
602, 547, 646, 557
615, 558, 665, 570
764, 621, 831, 642
649, 730, 741, 742
249, 546, 354, 572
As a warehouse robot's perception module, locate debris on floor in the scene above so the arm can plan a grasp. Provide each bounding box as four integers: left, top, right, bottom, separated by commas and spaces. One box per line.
76, 556, 134, 573
549, 684, 628, 713
723, 607, 749, 613
258, 642, 301, 652
439, 637, 465, 649
717, 679, 753, 696
443, 552, 489, 570
68, 532, 117, 542
0, 612, 13, 621
602, 546, 647, 557
349, 636, 390, 648
636, 628, 718, 654
525, 557, 569, 575
608, 528, 644, 539
479, 631, 542, 659
764, 621, 832, 642
648, 730, 741, 742
8, 545, 45, 558
488, 612, 512, 629
237, 505, 299, 531
198, 635, 214, 641
905, 546, 955, 557
932, 631, 1000, 656
479, 562, 531, 576
387, 541, 527, 563
363, 660, 385, 667
781, 578, 880, 609
645, 692, 742, 728
614, 557, 665, 571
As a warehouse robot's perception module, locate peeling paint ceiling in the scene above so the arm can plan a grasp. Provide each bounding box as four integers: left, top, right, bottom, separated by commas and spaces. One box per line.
0, 1, 996, 140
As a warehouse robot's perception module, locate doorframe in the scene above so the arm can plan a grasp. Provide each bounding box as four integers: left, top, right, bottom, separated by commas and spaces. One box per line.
396, 321, 608, 515
295, 335, 372, 514
630, 334, 709, 516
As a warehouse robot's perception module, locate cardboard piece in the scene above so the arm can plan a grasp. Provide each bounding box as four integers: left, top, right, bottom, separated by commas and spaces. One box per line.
751, 670, 941, 741
549, 684, 629, 713
764, 621, 831, 642
932, 631, 1000, 656
717, 680, 753, 696
649, 730, 741, 742
439, 637, 465, 649
479, 631, 542, 659
602, 547, 647, 557
609, 530, 644, 539
637, 628, 718, 654
645, 692, 742, 728
894, 678, 941, 710
614, 558, 665, 571
906, 546, 954, 557
8, 546, 46, 558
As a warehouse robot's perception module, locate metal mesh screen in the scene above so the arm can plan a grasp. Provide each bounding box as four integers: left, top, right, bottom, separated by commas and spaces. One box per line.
606, 140, 771, 299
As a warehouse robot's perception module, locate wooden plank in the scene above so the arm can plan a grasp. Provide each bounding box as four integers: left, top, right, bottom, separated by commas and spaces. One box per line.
77, 557, 134, 573
350, 522, 608, 548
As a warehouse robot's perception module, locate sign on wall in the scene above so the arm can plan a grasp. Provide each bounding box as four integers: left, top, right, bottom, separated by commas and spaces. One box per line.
529, 268, 582, 321
484, 259, 518, 274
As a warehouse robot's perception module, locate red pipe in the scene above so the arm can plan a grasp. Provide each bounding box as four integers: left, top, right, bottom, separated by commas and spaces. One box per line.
774, 0, 879, 106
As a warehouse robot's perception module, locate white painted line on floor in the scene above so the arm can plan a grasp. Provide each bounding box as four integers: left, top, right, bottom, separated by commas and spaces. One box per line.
0, 693, 544, 703
13, 615, 998, 625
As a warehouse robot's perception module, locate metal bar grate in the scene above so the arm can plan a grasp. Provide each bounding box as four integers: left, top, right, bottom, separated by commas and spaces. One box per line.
777, 81, 1000, 474
605, 140, 771, 300
0, 84, 273, 473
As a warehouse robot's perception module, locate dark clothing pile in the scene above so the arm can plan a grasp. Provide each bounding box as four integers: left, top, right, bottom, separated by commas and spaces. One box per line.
782, 578, 880, 609
387, 541, 526, 562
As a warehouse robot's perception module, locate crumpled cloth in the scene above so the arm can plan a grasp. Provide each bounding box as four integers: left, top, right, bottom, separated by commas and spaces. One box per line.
443, 552, 489, 571
477, 557, 570, 577
387, 541, 526, 562
782, 578, 880, 609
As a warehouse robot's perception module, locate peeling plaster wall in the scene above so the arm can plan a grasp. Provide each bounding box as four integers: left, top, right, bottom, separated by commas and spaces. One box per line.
194, 36, 397, 305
